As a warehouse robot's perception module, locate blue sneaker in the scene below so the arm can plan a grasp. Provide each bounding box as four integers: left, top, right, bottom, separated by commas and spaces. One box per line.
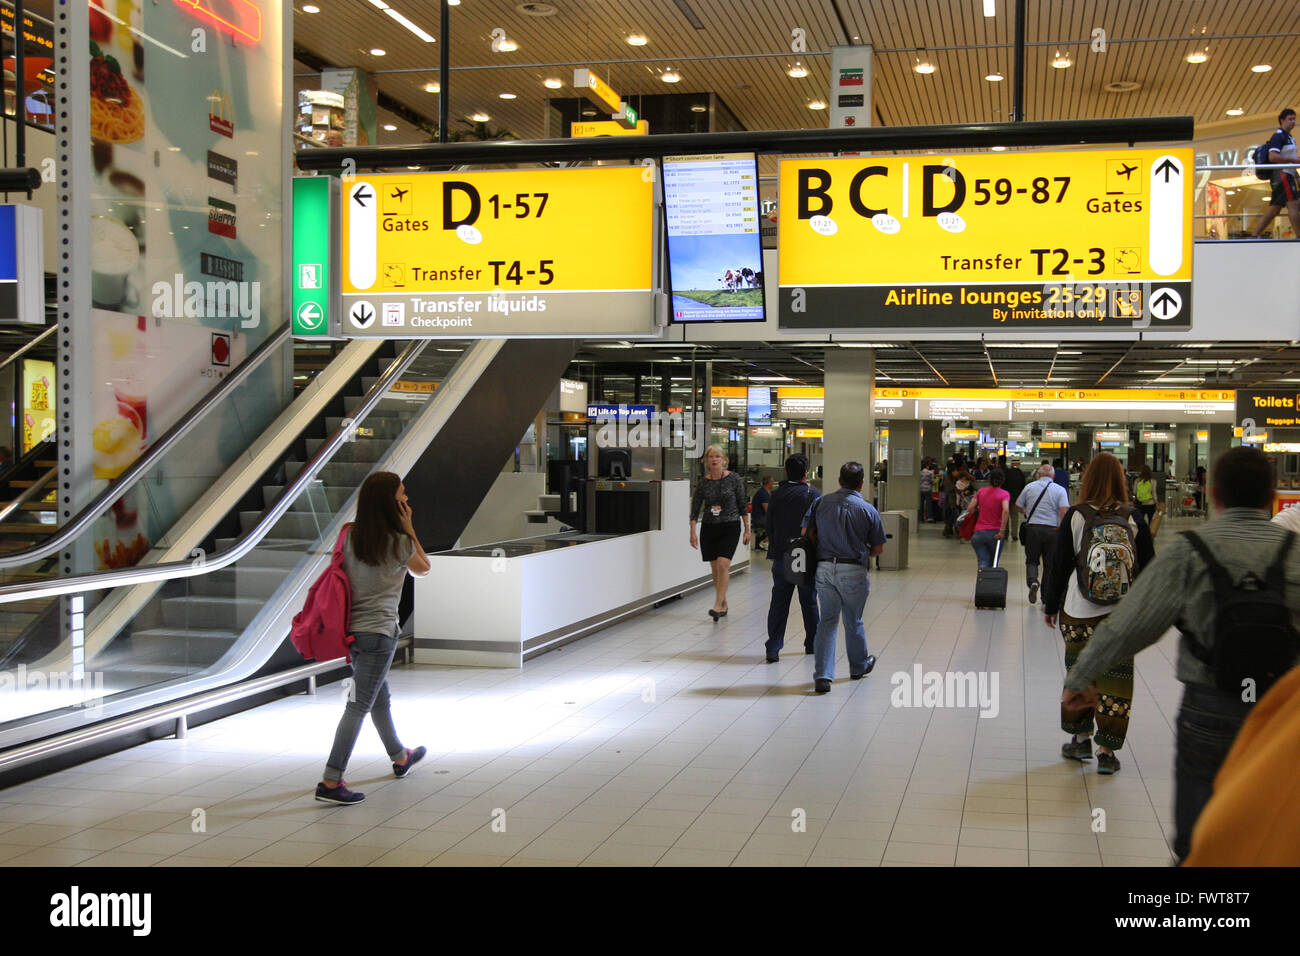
393, 745, 427, 779
315, 781, 365, 805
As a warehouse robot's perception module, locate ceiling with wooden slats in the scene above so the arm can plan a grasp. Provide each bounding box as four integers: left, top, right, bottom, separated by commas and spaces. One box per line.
291, 0, 1300, 142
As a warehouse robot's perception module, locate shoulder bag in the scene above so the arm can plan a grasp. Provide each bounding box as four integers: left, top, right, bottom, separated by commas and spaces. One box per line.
1018, 482, 1052, 546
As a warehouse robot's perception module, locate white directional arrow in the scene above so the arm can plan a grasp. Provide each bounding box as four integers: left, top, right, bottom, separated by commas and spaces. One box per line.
296, 301, 324, 330
1149, 155, 1184, 277
348, 181, 377, 290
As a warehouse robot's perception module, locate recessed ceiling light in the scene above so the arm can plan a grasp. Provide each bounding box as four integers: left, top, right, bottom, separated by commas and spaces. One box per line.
1226, 108, 1244, 116
1104, 80, 1142, 93
424, 82, 440, 93
690, 104, 706, 113
543, 77, 562, 89
370, 48, 386, 56
497, 38, 518, 52
627, 35, 648, 46
384, 8, 436, 43
447, 0, 459, 5
471, 112, 490, 122
985, 72, 1004, 82
382, 123, 397, 131
661, 69, 681, 83
1251, 63, 1272, 73
581, 108, 597, 116
499, 92, 516, 99
991, 145, 1006, 151
302, 4, 319, 12
914, 60, 936, 75
788, 62, 808, 78
517, 1, 556, 14
1185, 51, 1208, 64
1051, 53, 1072, 69
809, 100, 826, 110
407, 165, 421, 170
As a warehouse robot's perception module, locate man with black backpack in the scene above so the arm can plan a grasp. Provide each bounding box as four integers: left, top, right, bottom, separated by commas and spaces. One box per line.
763, 455, 821, 663
1060, 447, 1300, 863
1250, 108, 1300, 238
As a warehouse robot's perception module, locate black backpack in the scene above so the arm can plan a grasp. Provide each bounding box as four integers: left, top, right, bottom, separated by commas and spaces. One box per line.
782, 495, 822, 589
1253, 141, 1274, 180
1181, 530, 1300, 698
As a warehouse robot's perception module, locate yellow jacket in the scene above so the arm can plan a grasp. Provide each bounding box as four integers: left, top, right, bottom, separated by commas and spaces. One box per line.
1184, 664, 1300, 865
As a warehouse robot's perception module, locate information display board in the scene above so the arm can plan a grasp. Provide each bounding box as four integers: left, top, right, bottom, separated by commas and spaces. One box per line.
779, 148, 1193, 331
339, 166, 656, 337
1236, 389, 1300, 431
663, 153, 764, 323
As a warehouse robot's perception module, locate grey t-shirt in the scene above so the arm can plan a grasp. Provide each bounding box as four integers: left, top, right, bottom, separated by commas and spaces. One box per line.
343, 532, 416, 636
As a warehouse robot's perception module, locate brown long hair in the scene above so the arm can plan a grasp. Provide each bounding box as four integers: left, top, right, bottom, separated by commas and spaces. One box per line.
1078, 453, 1129, 509
351, 471, 407, 566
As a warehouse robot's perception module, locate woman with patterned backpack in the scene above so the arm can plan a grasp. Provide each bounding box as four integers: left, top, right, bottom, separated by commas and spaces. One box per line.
1042, 453, 1155, 775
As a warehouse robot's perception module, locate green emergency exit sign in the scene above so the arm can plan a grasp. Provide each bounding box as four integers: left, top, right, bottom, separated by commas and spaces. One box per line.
292, 176, 339, 336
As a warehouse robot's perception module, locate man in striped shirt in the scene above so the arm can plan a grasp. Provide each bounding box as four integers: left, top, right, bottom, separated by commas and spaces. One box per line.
1060, 447, 1300, 863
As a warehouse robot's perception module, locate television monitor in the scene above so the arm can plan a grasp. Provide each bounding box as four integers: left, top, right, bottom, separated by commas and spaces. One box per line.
597, 448, 632, 479
747, 385, 772, 424
662, 152, 766, 324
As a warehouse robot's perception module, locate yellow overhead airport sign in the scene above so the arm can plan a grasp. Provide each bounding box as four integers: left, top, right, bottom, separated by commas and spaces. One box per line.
571, 119, 649, 137
340, 167, 655, 337
874, 387, 1232, 402
779, 147, 1193, 332
573, 67, 622, 114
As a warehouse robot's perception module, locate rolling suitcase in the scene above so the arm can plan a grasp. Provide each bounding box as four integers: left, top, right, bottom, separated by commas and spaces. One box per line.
974, 539, 1008, 609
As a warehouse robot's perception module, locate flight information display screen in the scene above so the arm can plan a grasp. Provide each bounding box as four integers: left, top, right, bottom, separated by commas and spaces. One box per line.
663, 152, 766, 323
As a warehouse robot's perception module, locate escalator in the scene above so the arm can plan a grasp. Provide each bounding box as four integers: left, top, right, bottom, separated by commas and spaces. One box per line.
0, 332, 578, 779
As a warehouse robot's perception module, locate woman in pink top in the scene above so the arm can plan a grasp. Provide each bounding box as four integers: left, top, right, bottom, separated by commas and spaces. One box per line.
963, 469, 1010, 569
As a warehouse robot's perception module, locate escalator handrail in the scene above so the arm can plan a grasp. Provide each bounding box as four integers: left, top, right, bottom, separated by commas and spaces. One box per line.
0, 324, 56, 375
0, 466, 56, 526
0, 338, 426, 602
0, 324, 291, 570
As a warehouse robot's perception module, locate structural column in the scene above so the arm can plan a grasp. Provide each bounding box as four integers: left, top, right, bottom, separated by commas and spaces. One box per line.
886, 419, 921, 520
1205, 423, 1233, 516
823, 348, 875, 491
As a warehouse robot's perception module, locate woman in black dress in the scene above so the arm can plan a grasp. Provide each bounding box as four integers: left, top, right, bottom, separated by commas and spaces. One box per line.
689, 445, 750, 620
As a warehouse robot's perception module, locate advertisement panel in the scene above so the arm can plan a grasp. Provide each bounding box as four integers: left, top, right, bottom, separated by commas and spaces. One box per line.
779, 148, 1193, 331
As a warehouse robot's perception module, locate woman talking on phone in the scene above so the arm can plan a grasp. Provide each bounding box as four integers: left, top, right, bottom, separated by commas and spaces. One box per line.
316, 472, 432, 805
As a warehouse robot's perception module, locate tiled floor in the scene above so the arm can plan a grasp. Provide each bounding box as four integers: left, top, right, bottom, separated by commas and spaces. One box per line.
0, 519, 1188, 867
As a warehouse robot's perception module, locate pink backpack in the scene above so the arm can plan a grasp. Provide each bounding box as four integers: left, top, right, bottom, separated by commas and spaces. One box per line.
289, 524, 355, 663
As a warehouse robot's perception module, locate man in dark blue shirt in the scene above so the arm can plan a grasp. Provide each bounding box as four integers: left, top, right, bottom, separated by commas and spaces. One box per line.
751, 476, 774, 551
802, 461, 887, 694
763, 456, 820, 663
1251, 108, 1299, 238
1052, 458, 1070, 496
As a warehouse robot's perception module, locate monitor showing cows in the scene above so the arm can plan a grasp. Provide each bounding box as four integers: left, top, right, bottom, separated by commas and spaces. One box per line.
662, 152, 766, 324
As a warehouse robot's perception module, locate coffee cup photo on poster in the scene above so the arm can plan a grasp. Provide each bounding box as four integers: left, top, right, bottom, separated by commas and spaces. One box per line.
91, 211, 145, 311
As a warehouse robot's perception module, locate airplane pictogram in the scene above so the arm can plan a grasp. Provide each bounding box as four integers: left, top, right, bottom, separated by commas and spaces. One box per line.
1116, 162, 1137, 179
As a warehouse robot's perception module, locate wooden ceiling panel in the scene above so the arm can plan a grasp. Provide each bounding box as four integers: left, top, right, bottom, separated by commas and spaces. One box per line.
292, 1, 1300, 142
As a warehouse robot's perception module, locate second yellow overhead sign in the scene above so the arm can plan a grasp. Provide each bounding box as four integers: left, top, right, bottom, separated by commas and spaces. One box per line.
778, 147, 1193, 332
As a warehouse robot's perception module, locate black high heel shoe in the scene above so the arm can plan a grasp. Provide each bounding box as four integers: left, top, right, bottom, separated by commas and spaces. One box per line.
708, 609, 721, 621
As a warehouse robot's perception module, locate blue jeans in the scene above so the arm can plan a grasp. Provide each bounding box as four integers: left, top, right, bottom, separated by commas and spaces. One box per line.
323, 628, 406, 782
812, 561, 870, 681
970, 529, 1001, 569
766, 556, 819, 656
1173, 685, 1253, 863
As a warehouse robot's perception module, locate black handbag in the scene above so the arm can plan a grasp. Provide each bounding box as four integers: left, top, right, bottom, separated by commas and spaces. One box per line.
782, 496, 822, 588
1018, 483, 1052, 546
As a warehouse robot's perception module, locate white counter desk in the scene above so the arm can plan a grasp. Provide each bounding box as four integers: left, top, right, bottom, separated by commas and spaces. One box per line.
413, 480, 749, 667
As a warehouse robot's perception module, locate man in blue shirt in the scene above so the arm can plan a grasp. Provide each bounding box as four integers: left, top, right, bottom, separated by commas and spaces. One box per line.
802, 461, 887, 694
1016, 462, 1071, 604
764, 456, 820, 662
1251, 108, 1299, 238
1052, 458, 1070, 495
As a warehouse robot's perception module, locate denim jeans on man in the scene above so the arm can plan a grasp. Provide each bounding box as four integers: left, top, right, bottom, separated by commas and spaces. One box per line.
813, 561, 871, 681
766, 556, 819, 656
1173, 684, 1253, 863
970, 529, 1001, 569
324, 627, 407, 782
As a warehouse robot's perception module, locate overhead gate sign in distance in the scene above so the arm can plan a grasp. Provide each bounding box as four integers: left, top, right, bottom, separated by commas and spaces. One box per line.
778, 147, 1193, 331
341, 167, 656, 337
